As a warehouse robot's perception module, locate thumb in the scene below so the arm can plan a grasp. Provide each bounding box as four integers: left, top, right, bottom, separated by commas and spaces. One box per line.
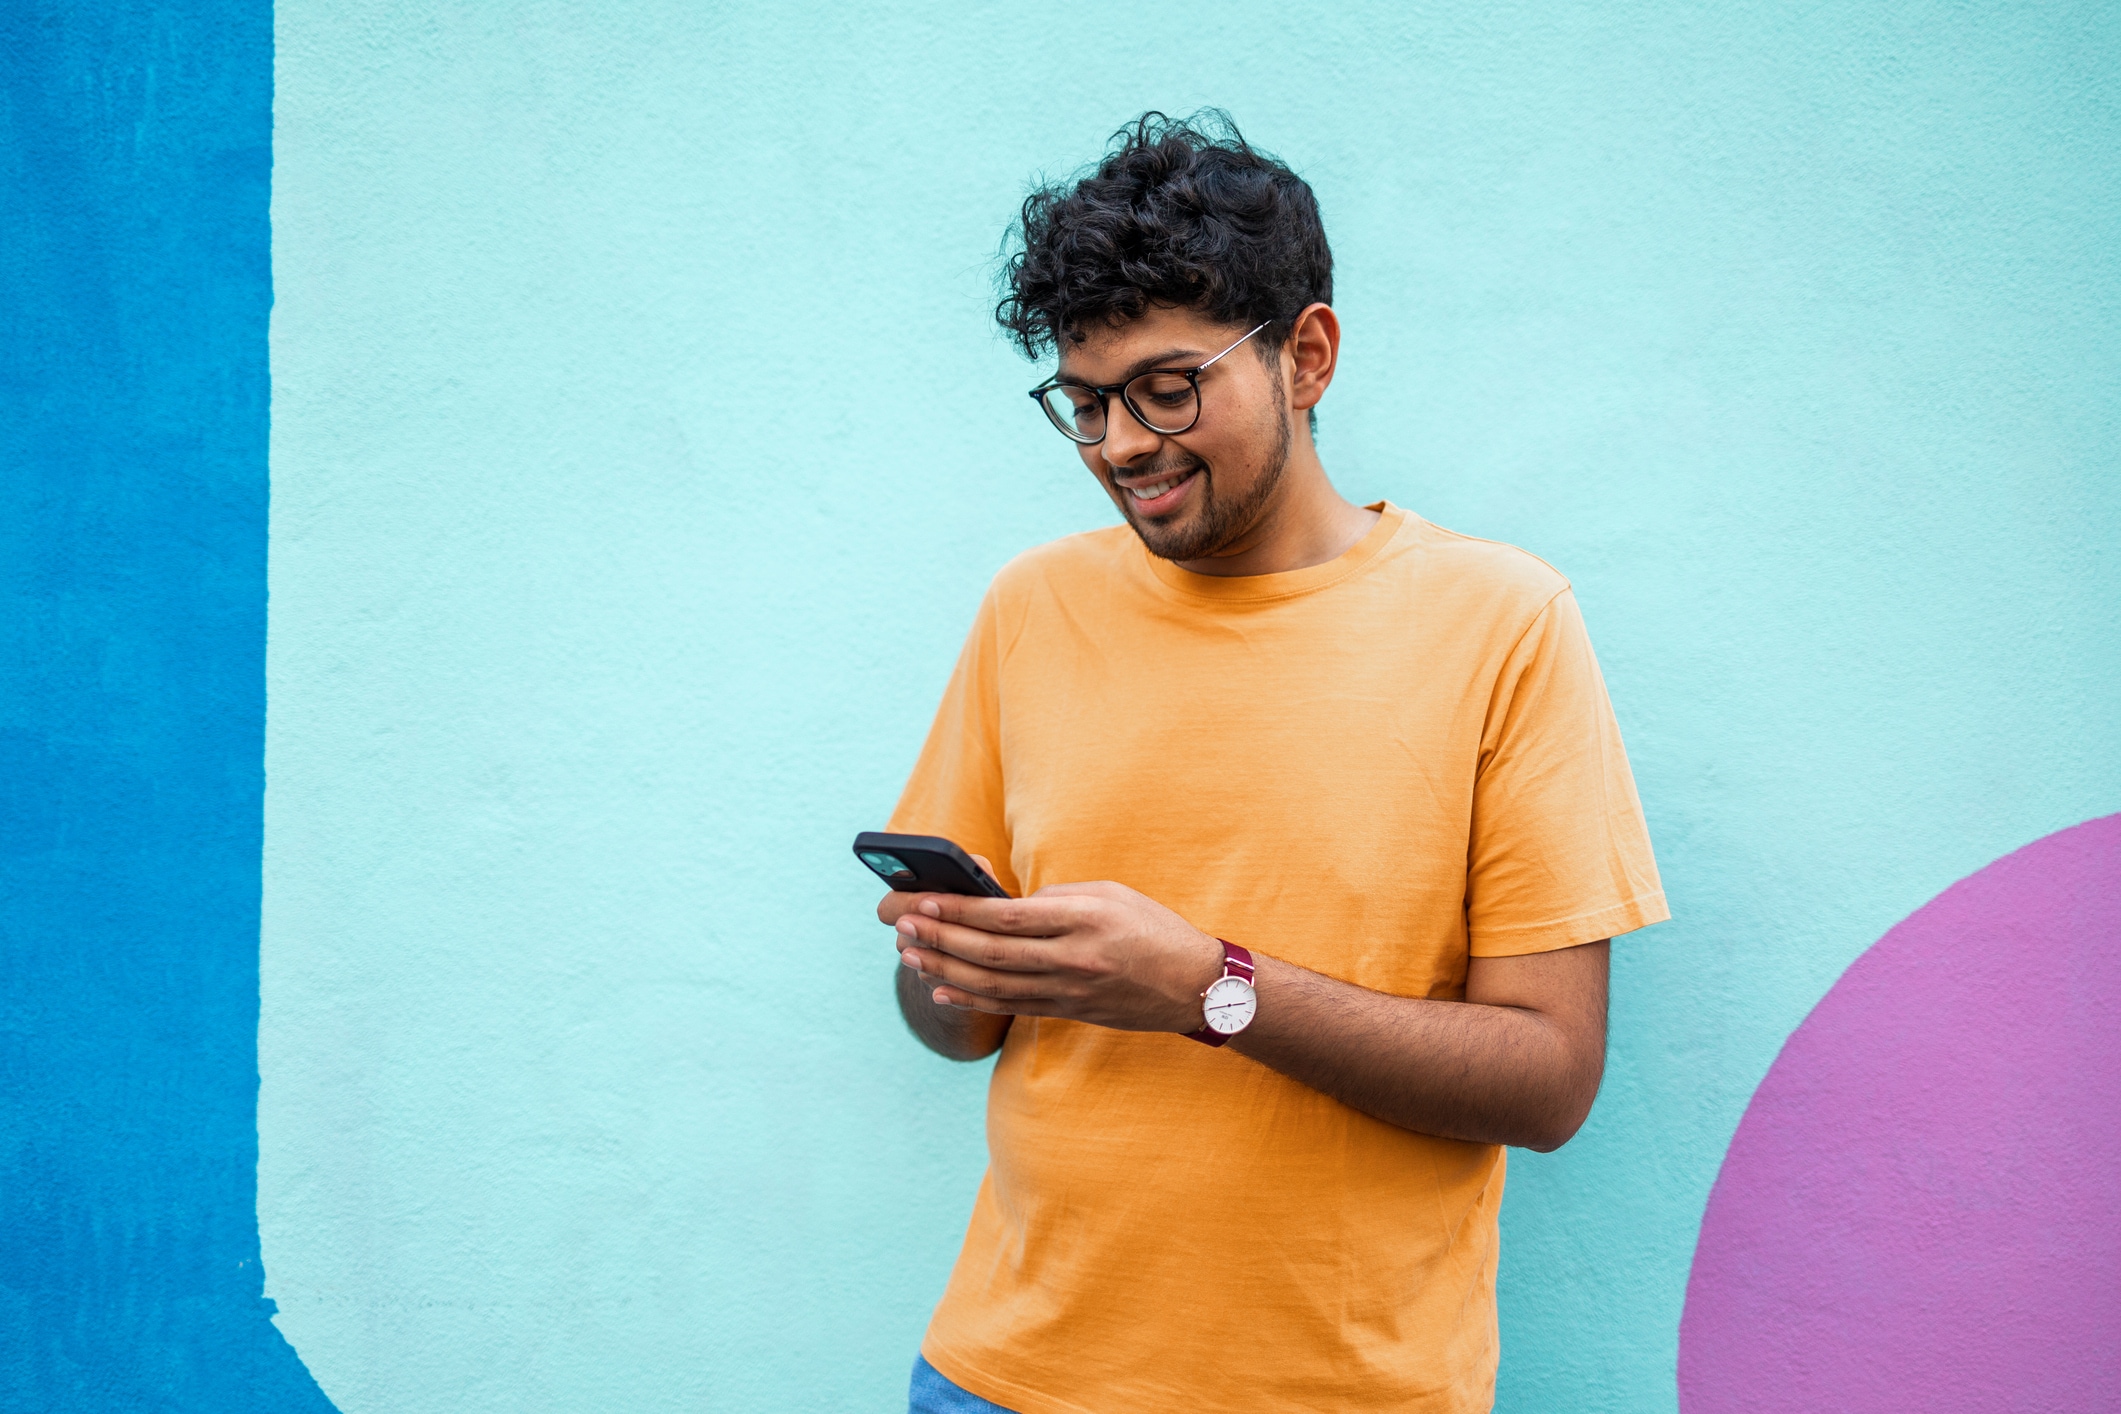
971, 853, 996, 875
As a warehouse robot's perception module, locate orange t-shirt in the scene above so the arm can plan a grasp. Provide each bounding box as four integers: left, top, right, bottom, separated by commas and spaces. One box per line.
890, 504, 1667, 1414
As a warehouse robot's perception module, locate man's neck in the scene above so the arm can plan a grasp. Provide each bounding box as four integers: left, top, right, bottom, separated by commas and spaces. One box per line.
1174, 450, 1380, 579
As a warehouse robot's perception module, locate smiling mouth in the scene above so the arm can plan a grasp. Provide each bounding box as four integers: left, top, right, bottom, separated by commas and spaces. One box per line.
1119, 466, 1199, 515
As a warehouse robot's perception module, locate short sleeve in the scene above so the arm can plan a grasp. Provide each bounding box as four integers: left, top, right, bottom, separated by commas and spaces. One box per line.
1465, 589, 1668, 956
886, 586, 1022, 897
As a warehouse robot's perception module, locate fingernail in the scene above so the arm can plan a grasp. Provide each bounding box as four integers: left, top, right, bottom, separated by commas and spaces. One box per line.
919, 900, 941, 917
931, 990, 949, 1006
900, 950, 920, 968
896, 917, 917, 936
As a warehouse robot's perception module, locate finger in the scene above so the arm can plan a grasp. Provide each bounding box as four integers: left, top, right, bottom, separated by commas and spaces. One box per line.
903, 943, 1068, 1001
878, 888, 966, 928
970, 853, 996, 875
916, 891, 1085, 937
897, 914, 1056, 972
894, 940, 965, 985
929, 985, 1060, 1017
896, 944, 968, 991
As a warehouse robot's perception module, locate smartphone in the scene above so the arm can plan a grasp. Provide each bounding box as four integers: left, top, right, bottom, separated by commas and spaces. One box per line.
853, 831, 1010, 898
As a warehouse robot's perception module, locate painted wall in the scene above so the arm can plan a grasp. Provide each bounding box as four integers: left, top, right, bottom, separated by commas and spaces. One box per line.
1681, 815, 2120, 1411
2, 2, 329, 1407
6, 3, 2116, 1412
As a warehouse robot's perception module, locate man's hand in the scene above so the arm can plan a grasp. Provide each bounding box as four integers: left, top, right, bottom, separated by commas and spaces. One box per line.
880, 855, 1020, 1061
891, 881, 1225, 1032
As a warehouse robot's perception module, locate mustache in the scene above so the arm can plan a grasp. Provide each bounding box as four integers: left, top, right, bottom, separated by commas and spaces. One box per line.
1108, 449, 1207, 485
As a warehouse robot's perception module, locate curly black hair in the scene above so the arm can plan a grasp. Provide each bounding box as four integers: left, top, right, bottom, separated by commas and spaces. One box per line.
996, 111, 1333, 361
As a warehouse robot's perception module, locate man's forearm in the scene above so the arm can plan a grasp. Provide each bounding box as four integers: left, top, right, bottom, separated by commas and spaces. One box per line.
1229, 949, 1607, 1151
896, 962, 1012, 1061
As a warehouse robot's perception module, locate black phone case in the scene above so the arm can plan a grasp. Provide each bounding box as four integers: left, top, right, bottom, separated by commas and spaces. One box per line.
853, 831, 1010, 897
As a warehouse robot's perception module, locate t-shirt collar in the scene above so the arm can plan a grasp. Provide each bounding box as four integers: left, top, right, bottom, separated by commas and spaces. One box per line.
1139, 501, 1410, 604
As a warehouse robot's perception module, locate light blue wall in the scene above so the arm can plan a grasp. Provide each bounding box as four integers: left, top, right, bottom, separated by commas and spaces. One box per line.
262, 4, 2121, 1412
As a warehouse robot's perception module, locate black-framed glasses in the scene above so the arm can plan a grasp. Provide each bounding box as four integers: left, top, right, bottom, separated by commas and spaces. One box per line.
1029, 321, 1270, 445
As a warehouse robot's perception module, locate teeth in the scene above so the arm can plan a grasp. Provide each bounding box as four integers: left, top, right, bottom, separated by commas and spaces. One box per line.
1129, 477, 1179, 500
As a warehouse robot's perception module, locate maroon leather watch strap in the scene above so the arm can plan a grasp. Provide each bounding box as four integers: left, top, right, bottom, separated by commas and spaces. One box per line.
1185, 940, 1255, 1046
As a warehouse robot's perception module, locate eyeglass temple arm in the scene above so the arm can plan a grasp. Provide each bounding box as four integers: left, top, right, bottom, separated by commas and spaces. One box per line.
1193, 321, 1272, 373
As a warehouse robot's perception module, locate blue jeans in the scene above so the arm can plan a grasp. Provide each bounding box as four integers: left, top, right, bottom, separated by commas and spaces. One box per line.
909, 1354, 1019, 1414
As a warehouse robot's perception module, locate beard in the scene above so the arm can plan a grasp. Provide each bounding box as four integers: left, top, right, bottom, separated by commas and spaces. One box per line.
1120, 395, 1294, 563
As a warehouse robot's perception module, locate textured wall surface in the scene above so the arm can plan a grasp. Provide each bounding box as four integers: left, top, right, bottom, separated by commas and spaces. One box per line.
6, 2, 2116, 1412
262, 6, 2120, 1411
0, 2, 330, 1408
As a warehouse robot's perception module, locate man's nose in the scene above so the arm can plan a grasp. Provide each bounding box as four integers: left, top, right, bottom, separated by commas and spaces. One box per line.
1100, 395, 1162, 469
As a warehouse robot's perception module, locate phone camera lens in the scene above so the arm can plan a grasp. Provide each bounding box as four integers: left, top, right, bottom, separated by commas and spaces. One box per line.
860, 851, 914, 880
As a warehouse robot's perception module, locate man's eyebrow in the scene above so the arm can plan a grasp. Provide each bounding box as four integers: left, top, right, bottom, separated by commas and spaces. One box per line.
1055, 346, 1204, 384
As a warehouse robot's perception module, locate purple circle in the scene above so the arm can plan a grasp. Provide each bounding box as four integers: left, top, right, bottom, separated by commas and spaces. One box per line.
1680, 814, 2121, 1413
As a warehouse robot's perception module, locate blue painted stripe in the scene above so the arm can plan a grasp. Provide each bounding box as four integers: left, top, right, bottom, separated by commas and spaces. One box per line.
0, 2, 334, 1407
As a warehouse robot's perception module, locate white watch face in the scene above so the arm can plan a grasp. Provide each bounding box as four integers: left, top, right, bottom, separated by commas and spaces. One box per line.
1202, 976, 1257, 1035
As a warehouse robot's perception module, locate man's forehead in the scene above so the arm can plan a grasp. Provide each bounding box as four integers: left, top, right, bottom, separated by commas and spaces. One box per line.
1056, 308, 1245, 380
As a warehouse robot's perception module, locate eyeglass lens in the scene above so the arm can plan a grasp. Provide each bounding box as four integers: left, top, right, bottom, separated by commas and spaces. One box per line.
1038, 372, 1199, 444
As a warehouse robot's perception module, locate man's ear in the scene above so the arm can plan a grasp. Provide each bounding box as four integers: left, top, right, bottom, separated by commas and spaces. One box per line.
1285, 303, 1340, 414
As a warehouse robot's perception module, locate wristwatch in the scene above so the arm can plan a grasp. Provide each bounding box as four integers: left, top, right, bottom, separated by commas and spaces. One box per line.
1185, 940, 1257, 1046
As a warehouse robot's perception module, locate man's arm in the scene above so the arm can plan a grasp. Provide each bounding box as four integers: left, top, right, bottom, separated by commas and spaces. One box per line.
1232, 944, 1605, 1151
890, 882, 1608, 1150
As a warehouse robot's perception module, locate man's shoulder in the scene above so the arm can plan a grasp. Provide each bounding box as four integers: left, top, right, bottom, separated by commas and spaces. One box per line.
1402, 514, 1573, 617
987, 522, 1138, 600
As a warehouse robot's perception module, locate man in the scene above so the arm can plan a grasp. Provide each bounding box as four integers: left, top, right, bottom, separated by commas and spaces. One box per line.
880, 113, 1667, 1414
